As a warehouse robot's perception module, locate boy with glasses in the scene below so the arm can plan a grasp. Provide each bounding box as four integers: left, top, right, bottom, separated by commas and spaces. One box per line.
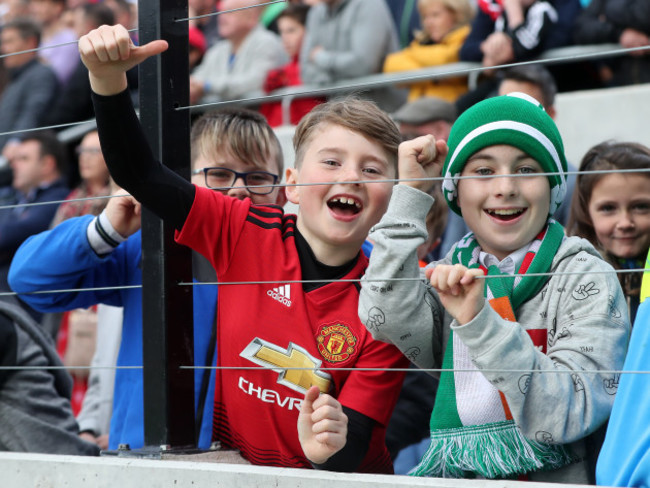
75, 24, 409, 472
9, 108, 285, 452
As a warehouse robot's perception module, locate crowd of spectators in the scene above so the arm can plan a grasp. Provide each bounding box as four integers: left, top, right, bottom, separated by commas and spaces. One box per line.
0, 1, 648, 486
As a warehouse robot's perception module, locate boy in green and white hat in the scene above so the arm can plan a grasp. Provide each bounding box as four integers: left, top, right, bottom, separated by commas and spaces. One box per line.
359, 93, 630, 482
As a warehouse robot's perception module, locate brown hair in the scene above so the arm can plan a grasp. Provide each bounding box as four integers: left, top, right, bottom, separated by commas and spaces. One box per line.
292, 98, 401, 173
277, 3, 310, 26
567, 140, 650, 246
190, 108, 283, 175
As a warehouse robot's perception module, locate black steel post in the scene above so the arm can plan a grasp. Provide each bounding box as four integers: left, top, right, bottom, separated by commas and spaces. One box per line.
138, 0, 195, 449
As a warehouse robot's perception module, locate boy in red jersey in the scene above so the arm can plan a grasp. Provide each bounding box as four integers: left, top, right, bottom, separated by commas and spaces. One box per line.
78, 25, 409, 472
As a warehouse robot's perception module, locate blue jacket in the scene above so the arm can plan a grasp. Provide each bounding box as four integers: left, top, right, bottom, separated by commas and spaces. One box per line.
8, 215, 216, 450
596, 297, 650, 486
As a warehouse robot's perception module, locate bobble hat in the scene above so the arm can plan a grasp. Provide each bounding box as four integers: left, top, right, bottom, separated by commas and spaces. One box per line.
442, 92, 567, 216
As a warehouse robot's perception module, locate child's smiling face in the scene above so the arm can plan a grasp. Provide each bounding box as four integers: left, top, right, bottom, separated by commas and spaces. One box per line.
285, 123, 395, 266
457, 145, 551, 260
588, 173, 650, 259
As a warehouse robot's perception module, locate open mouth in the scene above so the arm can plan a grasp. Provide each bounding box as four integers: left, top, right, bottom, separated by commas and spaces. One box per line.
328, 196, 362, 216
485, 208, 526, 221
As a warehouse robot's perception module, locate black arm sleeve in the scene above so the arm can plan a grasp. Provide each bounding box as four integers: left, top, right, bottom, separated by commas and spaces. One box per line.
91, 89, 195, 230
312, 406, 374, 472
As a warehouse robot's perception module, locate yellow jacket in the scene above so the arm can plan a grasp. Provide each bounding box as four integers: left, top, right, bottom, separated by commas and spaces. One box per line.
383, 24, 471, 102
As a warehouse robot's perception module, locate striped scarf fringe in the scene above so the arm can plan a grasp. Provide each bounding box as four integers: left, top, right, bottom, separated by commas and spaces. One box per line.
411, 420, 575, 479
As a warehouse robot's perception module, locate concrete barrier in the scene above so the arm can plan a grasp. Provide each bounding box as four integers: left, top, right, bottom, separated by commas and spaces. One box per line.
0, 451, 590, 488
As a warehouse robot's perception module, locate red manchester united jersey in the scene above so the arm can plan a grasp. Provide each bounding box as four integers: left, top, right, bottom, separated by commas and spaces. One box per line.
176, 187, 407, 472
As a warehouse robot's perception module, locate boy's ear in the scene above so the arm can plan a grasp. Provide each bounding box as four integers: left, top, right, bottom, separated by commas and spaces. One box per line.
285, 167, 300, 205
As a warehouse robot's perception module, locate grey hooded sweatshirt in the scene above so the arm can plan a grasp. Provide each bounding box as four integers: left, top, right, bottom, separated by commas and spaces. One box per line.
359, 185, 630, 483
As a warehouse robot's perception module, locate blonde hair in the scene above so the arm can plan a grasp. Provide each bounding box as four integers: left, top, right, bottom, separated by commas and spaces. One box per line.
415, 0, 475, 43
293, 98, 401, 173
190, 108, 283, 175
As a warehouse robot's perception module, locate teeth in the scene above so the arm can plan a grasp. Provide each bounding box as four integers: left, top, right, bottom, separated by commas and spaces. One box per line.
331, 197, 361, 208
490, 209, 522, 215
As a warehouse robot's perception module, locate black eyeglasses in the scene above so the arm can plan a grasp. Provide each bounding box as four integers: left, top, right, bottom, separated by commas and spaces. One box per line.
192, 167, 279, 195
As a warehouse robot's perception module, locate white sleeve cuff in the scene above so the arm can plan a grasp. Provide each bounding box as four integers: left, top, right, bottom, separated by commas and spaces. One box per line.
86, 211, 127, 256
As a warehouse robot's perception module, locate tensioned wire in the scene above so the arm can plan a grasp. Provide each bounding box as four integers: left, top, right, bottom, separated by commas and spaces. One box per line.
0, 35, 648, 137
1, 3, 646, 375
1, 267, 646, 298
2, 167, 650, 212
0, 364, 646, 375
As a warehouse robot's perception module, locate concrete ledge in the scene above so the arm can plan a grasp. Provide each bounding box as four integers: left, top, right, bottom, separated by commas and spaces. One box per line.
0, 451, 584, 488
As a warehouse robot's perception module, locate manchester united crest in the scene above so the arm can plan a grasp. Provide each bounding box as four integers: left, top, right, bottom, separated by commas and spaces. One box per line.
316, 323, 357, 363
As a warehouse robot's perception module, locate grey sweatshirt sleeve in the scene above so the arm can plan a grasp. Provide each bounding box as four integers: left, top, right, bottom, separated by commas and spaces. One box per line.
454, 245, 630, 444
359, 185, 449, 371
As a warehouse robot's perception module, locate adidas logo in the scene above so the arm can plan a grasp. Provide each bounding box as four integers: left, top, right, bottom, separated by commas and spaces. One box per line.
267, 284, 292, 307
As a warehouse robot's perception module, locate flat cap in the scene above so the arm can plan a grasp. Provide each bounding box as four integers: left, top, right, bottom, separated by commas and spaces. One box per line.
392, 97, 457, 125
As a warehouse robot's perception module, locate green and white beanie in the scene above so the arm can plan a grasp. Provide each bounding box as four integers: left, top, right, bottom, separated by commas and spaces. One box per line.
442, 92, 567, 216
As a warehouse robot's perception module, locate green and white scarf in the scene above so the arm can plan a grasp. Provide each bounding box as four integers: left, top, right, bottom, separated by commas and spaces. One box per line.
412, 220, 575, 479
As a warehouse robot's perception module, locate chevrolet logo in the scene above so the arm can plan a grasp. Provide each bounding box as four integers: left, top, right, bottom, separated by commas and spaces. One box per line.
240, 338, 331, 394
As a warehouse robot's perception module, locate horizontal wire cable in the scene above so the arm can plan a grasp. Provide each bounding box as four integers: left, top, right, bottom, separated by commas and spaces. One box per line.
176, 0, 287, 23
0, 194, 114, 212
0, 28, 139, 60
2, 363, 646, 375
0, 119, 97, 139
2, 166, 647, 214
1, 30, 646, 140
0, 365, 142, 370
0, 285, 141, 297
177, 44, 650, 112
178, 268, 648, 287
0, 29, 644, 377
3, 268, 645, 299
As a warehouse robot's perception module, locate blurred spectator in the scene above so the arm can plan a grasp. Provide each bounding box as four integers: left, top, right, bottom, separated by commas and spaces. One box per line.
259, 4, 324, 127
300, 0, 404, 110
28, 0, 79, 86
46, 129, 111, 416
385, 0, 422, 48
459, 0, 580, 72
76, 303, 122, 450
391, 95, 456, 141
0, 296, 99, 455
43, 2, 116, 127
260, 0, 287, 34
51, 130, 110, 228
189, 0, 287, 105
188, 25, 207, 71
103, 0, 137, 38
0, 131, 68, 298
300, 0, 398, 84
0, 18, 59, 165
383, 0, 475, 102
0, 0, 29, 25
573, 0, 650, 87
188, 0, 218, 47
